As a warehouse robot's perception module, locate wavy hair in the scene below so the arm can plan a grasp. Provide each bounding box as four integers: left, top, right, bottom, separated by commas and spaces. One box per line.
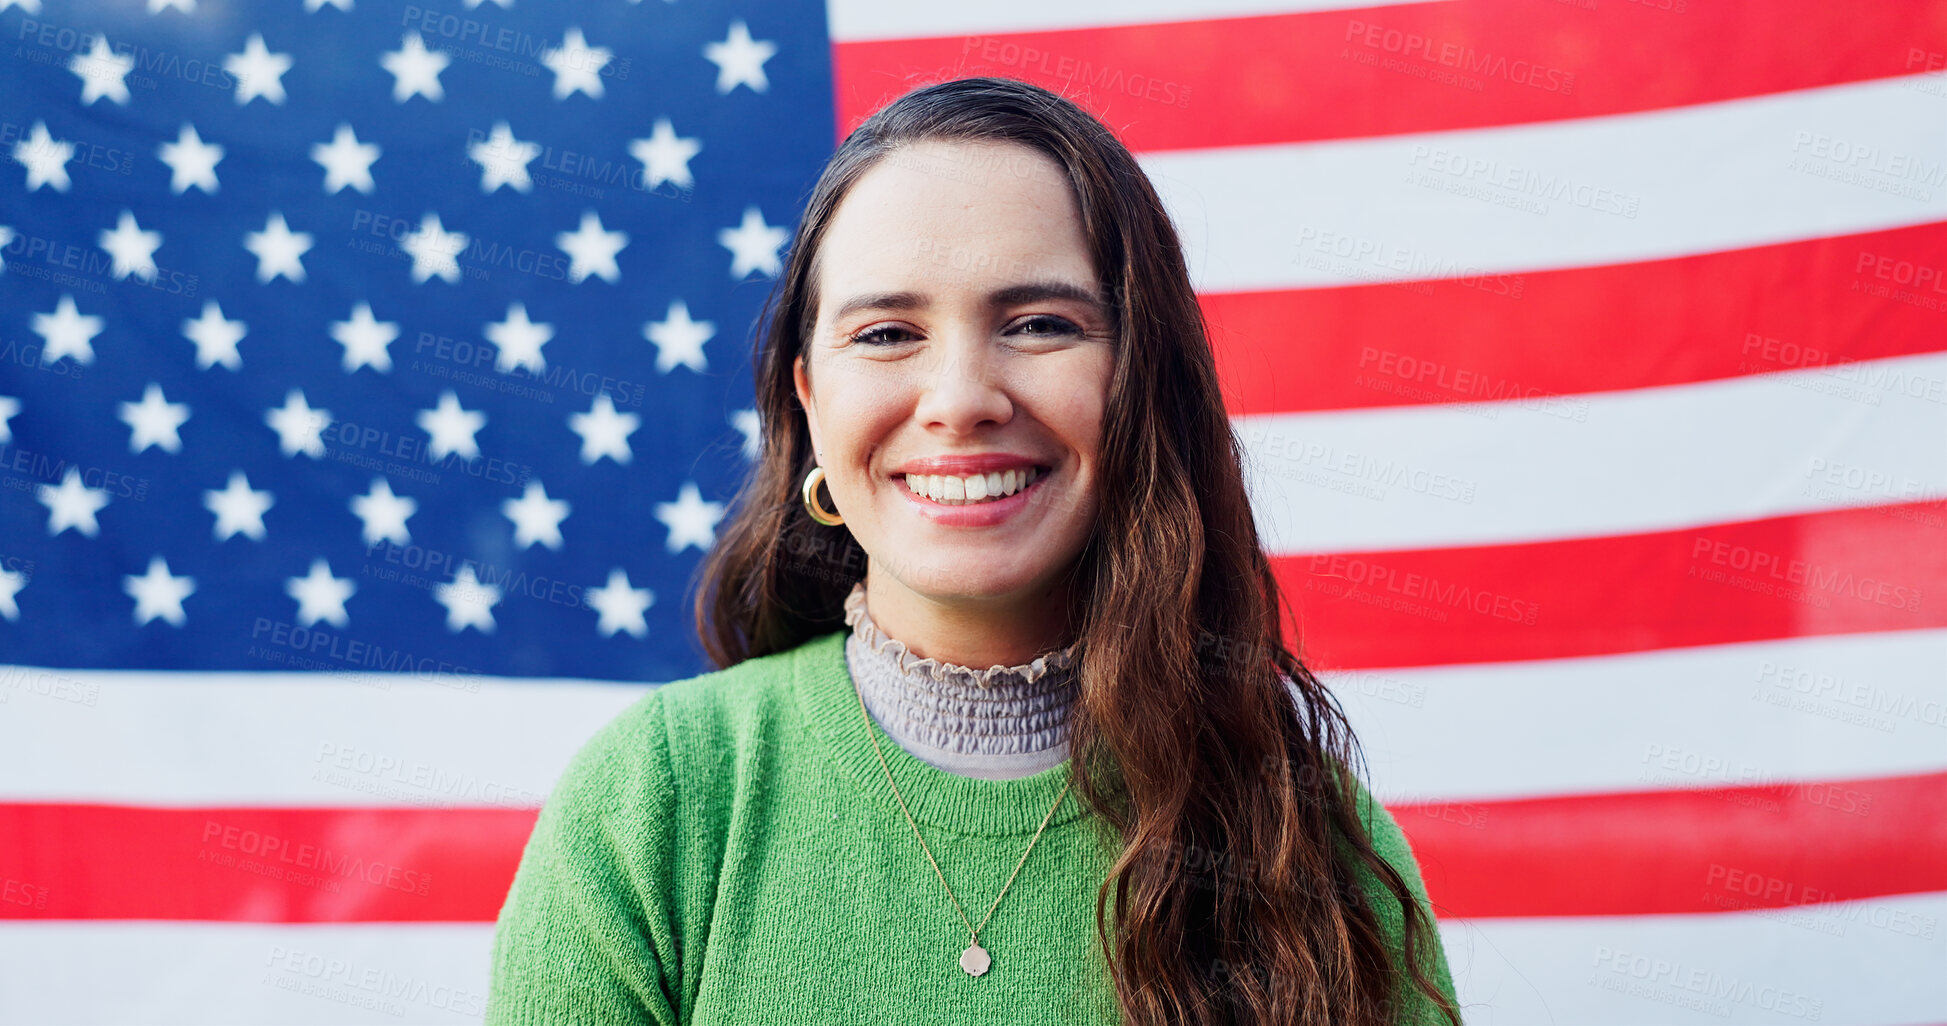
692, 76, 1459, 1026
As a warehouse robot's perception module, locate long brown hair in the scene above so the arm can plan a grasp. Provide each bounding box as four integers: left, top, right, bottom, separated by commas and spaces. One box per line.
692, 76, 1459, 1026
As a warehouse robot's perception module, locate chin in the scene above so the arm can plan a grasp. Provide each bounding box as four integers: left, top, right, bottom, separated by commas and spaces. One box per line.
886, 553, 1047, 602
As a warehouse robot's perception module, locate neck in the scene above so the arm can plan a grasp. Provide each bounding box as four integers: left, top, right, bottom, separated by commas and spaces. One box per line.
862, 565, 1076, 668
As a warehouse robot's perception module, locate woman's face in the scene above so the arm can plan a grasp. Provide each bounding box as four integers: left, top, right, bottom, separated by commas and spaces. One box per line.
795, 138, 1116, 612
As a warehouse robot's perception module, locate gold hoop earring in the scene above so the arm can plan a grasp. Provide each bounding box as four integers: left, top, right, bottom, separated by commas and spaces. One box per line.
801, 465, 845, 526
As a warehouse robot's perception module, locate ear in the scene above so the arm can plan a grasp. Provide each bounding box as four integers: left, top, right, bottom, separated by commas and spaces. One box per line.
793, 353, 822, 462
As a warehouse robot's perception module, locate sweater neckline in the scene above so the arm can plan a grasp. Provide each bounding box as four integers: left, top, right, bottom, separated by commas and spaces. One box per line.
793, 630, 1093, 838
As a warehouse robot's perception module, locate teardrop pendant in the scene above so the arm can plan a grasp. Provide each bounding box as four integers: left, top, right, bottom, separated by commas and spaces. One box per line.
960, 943, 991, 976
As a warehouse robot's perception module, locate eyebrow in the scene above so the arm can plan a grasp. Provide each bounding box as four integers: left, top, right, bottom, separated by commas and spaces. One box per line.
830, 280, 1107, 324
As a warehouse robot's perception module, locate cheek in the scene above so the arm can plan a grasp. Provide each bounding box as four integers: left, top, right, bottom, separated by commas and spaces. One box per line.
814, 371, 907, 470
1024, 354, 1113, 462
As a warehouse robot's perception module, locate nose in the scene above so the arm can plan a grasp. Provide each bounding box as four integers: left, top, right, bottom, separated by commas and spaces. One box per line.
912, 330, 1013, 435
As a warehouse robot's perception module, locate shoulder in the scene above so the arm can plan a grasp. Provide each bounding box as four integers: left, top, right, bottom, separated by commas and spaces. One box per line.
549, 631, 841, 810
1335, 767, 1459, 1025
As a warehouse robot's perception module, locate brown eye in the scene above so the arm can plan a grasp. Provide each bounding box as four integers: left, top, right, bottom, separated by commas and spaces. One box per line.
1009, 315, 1080, 337
851, 325, 916, 345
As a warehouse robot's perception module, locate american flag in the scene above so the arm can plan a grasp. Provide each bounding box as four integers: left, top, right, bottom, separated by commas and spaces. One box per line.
3, 0, 1944, 1022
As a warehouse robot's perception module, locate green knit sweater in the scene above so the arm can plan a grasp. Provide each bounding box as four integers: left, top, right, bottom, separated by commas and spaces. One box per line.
487, 629, 1457, 1025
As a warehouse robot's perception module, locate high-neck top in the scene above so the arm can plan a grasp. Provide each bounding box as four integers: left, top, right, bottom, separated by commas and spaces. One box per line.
842, 581, 1080, 781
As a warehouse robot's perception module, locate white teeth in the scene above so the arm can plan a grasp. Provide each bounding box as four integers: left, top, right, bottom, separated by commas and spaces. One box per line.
902, 468, 1042, 505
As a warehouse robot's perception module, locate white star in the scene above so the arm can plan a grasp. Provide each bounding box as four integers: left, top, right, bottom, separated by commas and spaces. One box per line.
286, 558, 355, 628
587, 568, 653, 638
305, 0, 352, 10
703, 20, 777, 95
204, 469, 273, 541
502, 479, 570, 550
655, 482, 726, 553
718, 206, 787, 279
311, 123, 380, 194
118, 382, 190, 454
14, 120, 75, 192
568, 393, 639, 465
643, 299, 713, 374
542, 26, 611, 100
351, 477, 416, 547
0, 0, 42, 14
485, 301, 552, 373
32, 294, 103, 365
98, 209, 162, 283
148, 0, 195, 11
556, 209, 627, 284
0, 563, 24, 621
0, 395, 18, 444
265, 389, 330, 458
400, 212, 468, 284
331, 301, 398, 373
181, 300, 247, 370
244, 210, 313, 283
36, 466, 110, 537
416, 389, 485, 461
467, 120, 538, 194
381, 31, 449, 103
434, 565, 502, 634
124, 555, 195, 627
628, 117, 701, 190
157, 123, 222, 194
69, 34, 135, 106
0, 225, 11, 272
463, 0, 509, 6
730, 408, 760, 459
225, 32, 293, 106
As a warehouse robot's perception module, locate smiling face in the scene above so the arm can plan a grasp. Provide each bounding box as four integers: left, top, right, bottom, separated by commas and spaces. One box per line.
794, 138, 1117, 641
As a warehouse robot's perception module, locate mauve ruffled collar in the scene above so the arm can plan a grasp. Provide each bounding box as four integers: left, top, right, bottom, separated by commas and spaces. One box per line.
841, 581, 1077, 688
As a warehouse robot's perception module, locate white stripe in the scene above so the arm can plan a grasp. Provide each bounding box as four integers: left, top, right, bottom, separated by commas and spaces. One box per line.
826, 0, 1441, 43
5, 898, 1941, 1026
1141, 73, 1947, 292
1442, 891, 1947, 1025
0, 921, 492, 1025
1331, 629, 1947, 804
1238, 350, 1947, 554
7, 635, 1939, 807
0, 669, 648, 805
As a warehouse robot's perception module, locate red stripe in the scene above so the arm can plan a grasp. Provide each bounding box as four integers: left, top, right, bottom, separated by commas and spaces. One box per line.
0, 804, 536, 922
834, 0, 1947, 152
1396, 770, 1947, 918
1211, 220, 1947, 417
10, 772, 1941, 923
1276, 501, 1947, 670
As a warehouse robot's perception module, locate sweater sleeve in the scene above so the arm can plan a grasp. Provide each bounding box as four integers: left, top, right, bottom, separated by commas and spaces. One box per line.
487, 692, 684, 1026
1346, 775, 1461, 1026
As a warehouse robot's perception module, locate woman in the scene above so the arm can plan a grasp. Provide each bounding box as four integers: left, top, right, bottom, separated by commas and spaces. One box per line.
489, 76, 1461, 1026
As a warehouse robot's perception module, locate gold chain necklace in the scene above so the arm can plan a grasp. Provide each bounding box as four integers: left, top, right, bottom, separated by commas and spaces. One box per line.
853, 677, 1074, 977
